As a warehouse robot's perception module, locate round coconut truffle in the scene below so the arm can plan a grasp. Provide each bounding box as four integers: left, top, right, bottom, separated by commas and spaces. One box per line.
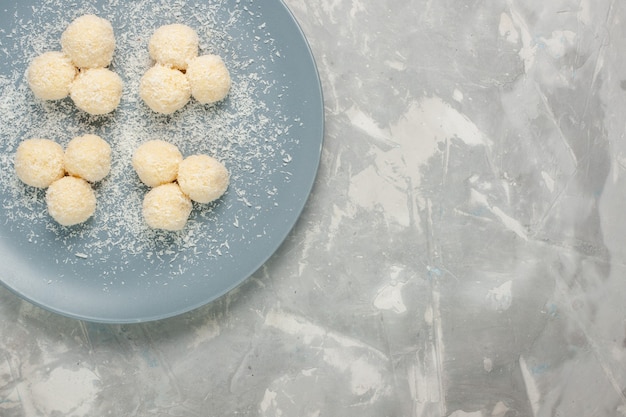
15, 139, 65, 188
186, 55, 231, 104
27, 52, 77, 100
61, 14, 115, 68
46, 176, 96, 226
70, 68, 123, 115
142, 183, 192, 231
148, 24, 198, 70
177, 154, 230, 203
64, 134, 111, 182
132, 140, 183, 187
140, 65, 191, 114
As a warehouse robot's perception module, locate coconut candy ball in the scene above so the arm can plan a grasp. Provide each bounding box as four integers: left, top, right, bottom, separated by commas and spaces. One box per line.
27, 51, 77, 100
45, 176, 96, 226
142, 183, 192, 231
148, 24, 199, 70
177, 154, 230, 203
14, 138, 65, 188
64, 134, 111, 182
61, 14, 116, 69
186, 55, 231, 104
132, 140, 183, 187
139, 65, 191, 114
70, 68, 123, 115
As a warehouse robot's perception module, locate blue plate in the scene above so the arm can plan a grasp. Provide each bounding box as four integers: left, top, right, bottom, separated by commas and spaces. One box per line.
0, 0, 323, 322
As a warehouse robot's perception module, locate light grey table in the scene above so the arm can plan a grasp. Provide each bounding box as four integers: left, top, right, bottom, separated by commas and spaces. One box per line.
2, 0, 626, 416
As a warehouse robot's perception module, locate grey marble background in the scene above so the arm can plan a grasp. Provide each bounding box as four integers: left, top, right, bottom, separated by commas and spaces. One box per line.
3, 0, 626, 416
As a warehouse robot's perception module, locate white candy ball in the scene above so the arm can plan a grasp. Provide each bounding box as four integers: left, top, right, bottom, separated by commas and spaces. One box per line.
27, 52, 77, 100
64, 134, 111, 182
46, 176, 96, 226
61, 14, 116, 69
149, 24, 198, 70
132, 140, 183, 187
142, 183, 192, 231
15, 139, 65, 188
140, 65, 191, 114
177, 154, 229, 203
70, 68, 123, 115
186, 55, 231, 104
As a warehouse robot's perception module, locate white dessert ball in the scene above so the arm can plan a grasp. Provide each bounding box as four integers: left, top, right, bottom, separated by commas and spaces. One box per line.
140, 65, 191, 114
186, 55, 231, 104
27, 52, 77, 100
132, 140, 183, 187
70, 68, 123, 115
142, 183, 192, 231
46, 176, 96, 226
149, 24, 198, 70
15, 139, 65, 188
64, 134, 111, 182
61, 14, 116, 68
177, 154, 230, 203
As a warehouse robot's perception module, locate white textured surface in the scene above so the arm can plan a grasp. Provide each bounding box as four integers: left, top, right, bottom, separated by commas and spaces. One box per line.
3, 0, 626, 416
